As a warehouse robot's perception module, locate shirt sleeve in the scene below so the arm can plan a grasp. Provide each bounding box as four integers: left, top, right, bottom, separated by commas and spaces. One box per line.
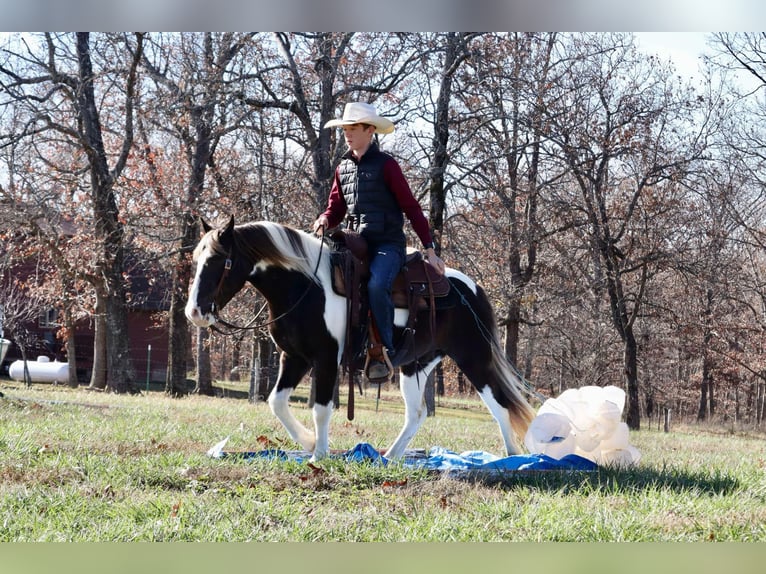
383, 158, 434, 248
319, 168, 348, 229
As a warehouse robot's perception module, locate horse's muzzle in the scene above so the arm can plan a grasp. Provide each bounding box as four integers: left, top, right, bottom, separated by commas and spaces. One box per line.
185, 303, 216, 328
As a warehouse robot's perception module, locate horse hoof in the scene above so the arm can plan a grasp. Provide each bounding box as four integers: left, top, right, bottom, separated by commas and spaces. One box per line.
309, 449, 328, 462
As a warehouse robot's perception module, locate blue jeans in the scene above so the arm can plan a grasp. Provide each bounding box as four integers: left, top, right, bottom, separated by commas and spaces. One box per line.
367, 242, 405, 353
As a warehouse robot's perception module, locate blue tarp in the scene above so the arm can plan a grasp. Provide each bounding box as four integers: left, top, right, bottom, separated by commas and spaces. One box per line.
209, 440, 598, 473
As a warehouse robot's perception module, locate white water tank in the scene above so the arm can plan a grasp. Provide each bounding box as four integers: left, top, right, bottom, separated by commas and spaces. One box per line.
9, 358, 69, 383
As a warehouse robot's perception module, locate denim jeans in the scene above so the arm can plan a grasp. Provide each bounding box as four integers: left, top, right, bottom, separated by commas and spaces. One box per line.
367, 242, 405, 353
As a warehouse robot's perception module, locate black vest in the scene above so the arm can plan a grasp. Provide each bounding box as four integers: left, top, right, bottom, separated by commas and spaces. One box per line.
339, 143, 406, 247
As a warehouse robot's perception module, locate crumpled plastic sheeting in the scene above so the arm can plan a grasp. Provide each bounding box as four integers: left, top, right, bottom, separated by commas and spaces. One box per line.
207, 438, 597, 472
523, 385, 641, 467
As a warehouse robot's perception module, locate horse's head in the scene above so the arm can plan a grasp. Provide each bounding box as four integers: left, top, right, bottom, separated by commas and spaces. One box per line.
185, 215, 249, 328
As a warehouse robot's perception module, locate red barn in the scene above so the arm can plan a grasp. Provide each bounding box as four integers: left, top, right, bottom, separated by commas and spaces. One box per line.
1, 239, 171, 384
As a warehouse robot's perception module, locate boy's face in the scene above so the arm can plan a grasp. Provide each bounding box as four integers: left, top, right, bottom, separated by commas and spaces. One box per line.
342, 123, 374, 151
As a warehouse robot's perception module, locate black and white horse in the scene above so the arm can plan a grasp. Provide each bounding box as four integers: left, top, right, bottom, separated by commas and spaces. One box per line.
185, 217, 535, 461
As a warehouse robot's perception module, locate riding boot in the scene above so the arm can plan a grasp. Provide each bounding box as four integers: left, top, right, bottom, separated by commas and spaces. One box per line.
364, 344, 394, 384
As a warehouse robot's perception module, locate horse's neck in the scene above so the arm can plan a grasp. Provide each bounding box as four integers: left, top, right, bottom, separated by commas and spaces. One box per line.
248, 265, 314, 310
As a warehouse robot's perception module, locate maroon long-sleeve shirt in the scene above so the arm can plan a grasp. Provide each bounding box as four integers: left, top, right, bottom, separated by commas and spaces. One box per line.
320, 154, 434, 249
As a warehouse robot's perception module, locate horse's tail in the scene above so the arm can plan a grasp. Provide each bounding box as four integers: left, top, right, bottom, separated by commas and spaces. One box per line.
489, 338, 538, 442
466, 281, 538, 442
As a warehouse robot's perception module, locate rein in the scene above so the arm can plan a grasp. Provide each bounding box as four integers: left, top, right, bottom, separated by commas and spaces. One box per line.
208, 228, 326, 336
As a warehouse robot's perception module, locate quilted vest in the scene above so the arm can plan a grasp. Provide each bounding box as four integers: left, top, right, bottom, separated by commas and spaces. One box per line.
338, 143, 405, 247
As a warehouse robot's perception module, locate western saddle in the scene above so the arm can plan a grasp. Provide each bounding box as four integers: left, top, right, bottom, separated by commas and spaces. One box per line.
327, 228, 451, 391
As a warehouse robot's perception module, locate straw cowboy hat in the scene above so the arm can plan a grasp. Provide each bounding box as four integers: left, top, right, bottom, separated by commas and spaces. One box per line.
324, 102, 395, 134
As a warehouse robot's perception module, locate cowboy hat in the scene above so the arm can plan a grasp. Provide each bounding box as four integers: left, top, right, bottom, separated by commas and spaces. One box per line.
323, 102, 395, 134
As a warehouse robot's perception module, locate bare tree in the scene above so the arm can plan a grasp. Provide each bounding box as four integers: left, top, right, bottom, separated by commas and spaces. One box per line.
137, 32, 258, 396
450, 33, 563, 368
541, 34, 713, 428
0, 273, 44, 387
0, 33, 145, 393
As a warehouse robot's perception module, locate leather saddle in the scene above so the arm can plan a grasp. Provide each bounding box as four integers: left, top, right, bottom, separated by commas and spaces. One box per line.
326, 228, 451, 410
328, 229, 451, 312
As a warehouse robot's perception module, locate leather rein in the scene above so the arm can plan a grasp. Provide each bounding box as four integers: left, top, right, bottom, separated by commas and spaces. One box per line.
207, 230, 325, 336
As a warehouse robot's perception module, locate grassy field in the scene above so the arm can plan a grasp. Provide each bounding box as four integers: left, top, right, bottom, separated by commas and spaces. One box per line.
1, 378, 765, 543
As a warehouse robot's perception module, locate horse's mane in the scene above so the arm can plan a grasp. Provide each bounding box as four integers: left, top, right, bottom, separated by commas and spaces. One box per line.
204, 221, 324, 281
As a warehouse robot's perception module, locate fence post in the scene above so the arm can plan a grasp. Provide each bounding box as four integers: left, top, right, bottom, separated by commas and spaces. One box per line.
145, 344, 151, 392
663, 407, 671, 433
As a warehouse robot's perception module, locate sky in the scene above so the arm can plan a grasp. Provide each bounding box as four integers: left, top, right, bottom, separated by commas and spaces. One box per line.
634, 32, 711, 80
635, 32, 764, 93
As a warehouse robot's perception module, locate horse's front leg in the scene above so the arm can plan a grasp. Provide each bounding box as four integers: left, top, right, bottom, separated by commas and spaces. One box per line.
309, 358, 340, 461
267, 352, 315, 453
384, 357, 441, 460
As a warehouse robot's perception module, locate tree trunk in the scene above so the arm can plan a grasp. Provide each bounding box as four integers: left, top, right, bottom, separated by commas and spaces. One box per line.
435, 363, 444, 397
64, 305, 79, 388
425, 370, 436, 416
624, 330, 641, 429
424, 33, 465, 417
170, 117, 208, 395
194, 327, 213, 395
19, 346, 31, 388
698, 288, 714, 421
89, 290, 107, 390
504, 319, 520, 367
166, 230, 196, 395
166, 265, 191, 396
698, 354, 712, 421
257, 337, 273, 399
104, 287, 135, 393
76, 32, 139, 394
249, 334, 260, 402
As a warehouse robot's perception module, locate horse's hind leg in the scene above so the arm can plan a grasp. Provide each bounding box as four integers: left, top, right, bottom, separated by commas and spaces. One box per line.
267, 352, 315, 453
383, 356, 442, 460
454, 357, 524, 456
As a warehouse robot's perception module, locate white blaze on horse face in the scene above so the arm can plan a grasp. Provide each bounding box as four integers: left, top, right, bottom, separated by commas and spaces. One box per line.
185, 242, 216, 328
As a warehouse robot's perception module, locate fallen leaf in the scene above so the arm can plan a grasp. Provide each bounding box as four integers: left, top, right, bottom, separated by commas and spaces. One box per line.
256, 435, 278, 448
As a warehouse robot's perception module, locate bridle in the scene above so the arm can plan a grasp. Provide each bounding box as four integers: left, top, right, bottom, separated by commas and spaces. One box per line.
204, 228, 326, 335
207, 246, 266, 335
209, 247, 233, 318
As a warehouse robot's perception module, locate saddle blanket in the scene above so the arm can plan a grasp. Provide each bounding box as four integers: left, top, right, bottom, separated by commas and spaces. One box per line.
206, 438, 597, 473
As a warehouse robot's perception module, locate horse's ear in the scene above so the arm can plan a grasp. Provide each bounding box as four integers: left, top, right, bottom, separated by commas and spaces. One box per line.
199, 217, 212, 234
219, 215, 235, 243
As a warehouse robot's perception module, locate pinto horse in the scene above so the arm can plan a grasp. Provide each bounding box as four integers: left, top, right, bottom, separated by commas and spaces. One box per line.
185, 217, 536, 461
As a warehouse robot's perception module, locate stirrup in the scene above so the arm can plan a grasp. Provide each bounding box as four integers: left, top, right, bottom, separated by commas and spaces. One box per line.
364, 346, 394, 384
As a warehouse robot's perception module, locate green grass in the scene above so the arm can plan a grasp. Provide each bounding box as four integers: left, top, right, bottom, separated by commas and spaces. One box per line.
1, 380, 765, 542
